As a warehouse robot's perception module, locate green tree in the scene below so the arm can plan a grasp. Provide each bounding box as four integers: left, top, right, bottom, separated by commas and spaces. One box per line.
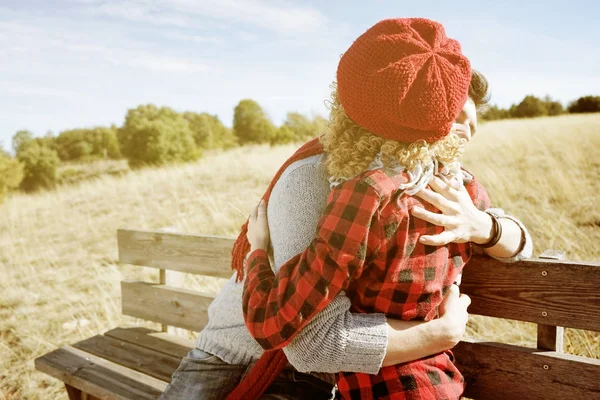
542, 96, 564, 116
90, 126, 121, 159
283, 112, 314, 141
37, 132, 58, 152
0, 150, 24, 201
12, 130, 35, 154
183, 112, 238, 150
311, 115, 328, 136
56, 126, 120, 161
480, 105, 511, 121
270, 125, 297, 146
513, 95, 548, 118
233, 99, 276, 144
17, 141, 60, 192
568, 96, 600, 113
56, 130, 92, 160
118, 104, 200, 168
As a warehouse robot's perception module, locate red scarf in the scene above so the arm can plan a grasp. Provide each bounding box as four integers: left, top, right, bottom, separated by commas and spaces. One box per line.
226, 138, 325, 400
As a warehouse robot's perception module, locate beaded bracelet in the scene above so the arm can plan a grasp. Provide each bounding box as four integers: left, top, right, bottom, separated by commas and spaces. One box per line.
477, 211, 503, 248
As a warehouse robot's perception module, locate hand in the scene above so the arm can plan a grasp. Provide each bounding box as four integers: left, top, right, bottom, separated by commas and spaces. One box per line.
247, 199, 270, 252
436, 284, 471, 348
411, 176, 492, 246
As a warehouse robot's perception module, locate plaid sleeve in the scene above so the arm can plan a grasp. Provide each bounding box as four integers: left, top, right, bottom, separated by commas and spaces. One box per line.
464, 175, 491, 211
243, 179, 381, 350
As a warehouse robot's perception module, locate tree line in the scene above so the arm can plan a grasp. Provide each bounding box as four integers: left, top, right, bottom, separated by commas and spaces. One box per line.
1, 94, 599, 198
481, 95, 600, 120
0, 99, 327, 198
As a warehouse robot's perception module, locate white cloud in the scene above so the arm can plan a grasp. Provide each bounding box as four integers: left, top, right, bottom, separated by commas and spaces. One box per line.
238, 31, 259, 42
0, 81, 77, 99
66, 44, 212, 73
72, 0, 190, 26
0, 18, 213, 75
162, 31, 223, 44
74, 0, 328, 35
112, 54, 211, 73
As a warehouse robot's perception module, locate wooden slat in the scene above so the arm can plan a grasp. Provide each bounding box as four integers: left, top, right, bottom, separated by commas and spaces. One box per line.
121, 282, 215, 331
461, 255, 600, 331
104, 327, 194, 359
64, 346, 167, 392
118, 229, 234, 278
73, 335, 181, 383
455, 339, 600, 400
536, 250, 566, 352
65, 384, 83, 400
35, 347, 163, 400
537, 325, 564, 352
159, 269, 167, 333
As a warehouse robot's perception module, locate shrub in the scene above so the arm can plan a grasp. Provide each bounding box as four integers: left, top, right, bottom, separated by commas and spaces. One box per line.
270, 125, 297, 146
56, 126, 121, 161
480, 105, 511, 121
513, 95, 548, 118
0, 151, 24, 201
118, 104, 200, 168
283, 112, 314, 141
12, 130, 35, 154
568, 96, 600, 113
17, 142, 60, 192
233, 99, 276, 144
183, 112, 238, 150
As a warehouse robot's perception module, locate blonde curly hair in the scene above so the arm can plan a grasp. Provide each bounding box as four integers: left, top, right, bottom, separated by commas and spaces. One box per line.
320, 84, 467, 182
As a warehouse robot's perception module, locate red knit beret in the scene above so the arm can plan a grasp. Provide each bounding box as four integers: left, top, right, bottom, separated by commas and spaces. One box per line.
336, 18, 471, 143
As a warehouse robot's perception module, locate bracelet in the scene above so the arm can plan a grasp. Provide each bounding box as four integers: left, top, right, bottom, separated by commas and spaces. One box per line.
477, 211, 503, 248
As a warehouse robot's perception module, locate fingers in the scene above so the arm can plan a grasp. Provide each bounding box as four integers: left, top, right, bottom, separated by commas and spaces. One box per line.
411, 207, 452, 227
250, 200, 267, 220
419, 230, 457, 246
459, 293, 472, 309
413, 188, 454, 214
429, 177, 460, 200
454, 273, 462, 286
439, 284, 459, 314
441, 285, 470, 314
447, 283, 460, 298
257, 199, 268, 222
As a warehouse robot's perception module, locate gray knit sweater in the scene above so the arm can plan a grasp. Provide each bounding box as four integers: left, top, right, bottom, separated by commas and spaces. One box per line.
196, 154, 532, 374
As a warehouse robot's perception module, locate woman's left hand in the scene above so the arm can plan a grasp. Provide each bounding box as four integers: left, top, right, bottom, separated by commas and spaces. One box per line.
411, 176, 492, 246
247, 199, 270, 252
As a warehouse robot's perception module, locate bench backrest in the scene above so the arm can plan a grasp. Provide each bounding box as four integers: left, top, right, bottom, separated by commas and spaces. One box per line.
117, 229, 600, 400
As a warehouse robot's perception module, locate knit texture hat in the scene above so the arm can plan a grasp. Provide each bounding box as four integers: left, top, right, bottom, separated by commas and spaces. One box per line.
337, 18, 471, 143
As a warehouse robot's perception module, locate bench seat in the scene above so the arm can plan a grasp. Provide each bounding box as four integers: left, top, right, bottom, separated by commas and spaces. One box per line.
35, 327, 193, 400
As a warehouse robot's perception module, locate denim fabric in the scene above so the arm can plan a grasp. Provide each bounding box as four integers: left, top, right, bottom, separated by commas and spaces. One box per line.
160, 349, 335, 400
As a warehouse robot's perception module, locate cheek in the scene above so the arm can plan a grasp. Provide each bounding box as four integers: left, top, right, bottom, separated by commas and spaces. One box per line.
455, 110, 468, 124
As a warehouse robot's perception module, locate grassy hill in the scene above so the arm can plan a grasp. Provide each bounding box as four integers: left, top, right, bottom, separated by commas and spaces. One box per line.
1, 114, 599, 399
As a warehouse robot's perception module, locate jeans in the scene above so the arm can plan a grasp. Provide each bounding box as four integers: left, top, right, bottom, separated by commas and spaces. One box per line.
160, 349, 336, 400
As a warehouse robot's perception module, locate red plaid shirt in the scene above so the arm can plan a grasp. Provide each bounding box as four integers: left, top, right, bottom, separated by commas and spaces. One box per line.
243, 167, 490, 400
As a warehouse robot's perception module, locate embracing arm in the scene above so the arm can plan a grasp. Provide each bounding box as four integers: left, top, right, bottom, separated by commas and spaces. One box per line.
243, 179, 378, 351
262, 164, 387, 373
257, 162, 470, 374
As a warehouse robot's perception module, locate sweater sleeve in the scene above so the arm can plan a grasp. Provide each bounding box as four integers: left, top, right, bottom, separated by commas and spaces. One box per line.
262, 159, 386, 373
243, 176, 381, 351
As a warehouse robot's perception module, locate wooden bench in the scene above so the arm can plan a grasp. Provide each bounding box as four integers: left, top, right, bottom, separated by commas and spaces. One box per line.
35, 229, 600, 399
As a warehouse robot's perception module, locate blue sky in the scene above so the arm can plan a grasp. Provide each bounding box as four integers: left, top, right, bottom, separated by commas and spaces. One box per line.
1, 0, 599, 151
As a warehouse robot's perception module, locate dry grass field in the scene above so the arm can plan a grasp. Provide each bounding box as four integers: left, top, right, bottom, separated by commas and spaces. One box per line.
1, 114, 599, 399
